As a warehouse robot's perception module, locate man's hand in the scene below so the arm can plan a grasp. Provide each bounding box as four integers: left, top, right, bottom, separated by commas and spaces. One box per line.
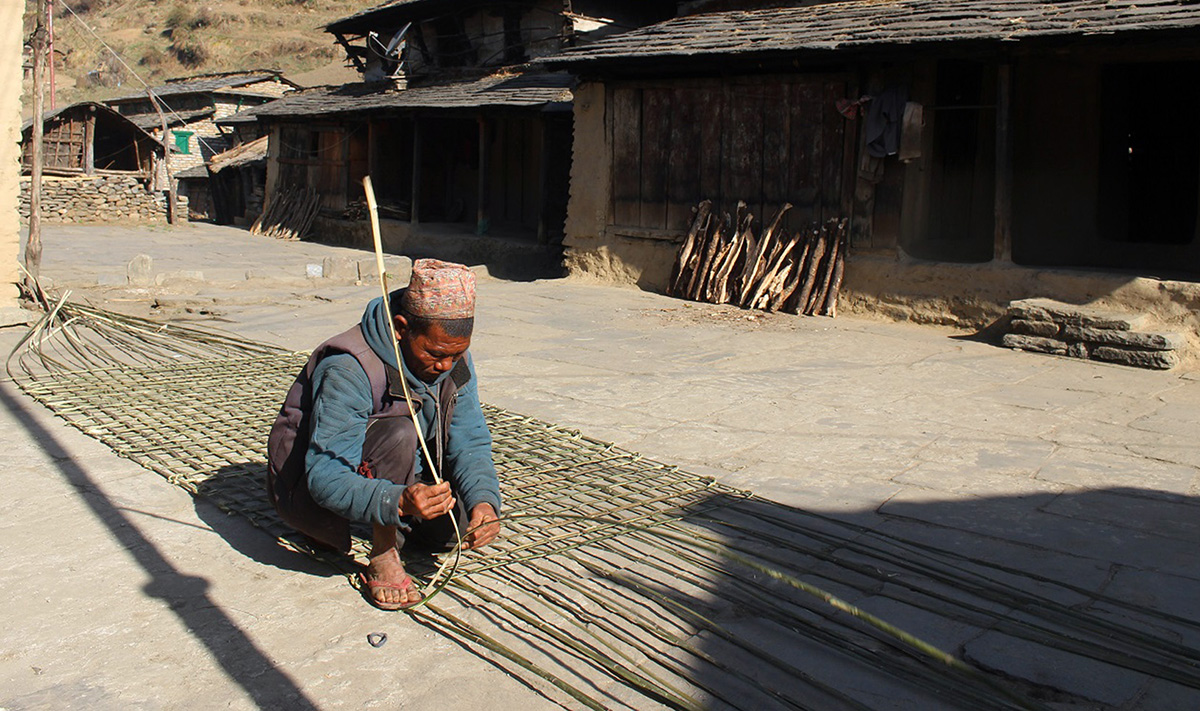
400, 482, 456, 521
462, 503, 500, 551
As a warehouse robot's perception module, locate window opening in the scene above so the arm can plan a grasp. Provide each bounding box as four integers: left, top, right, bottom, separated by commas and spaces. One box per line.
172, 130, 193, 155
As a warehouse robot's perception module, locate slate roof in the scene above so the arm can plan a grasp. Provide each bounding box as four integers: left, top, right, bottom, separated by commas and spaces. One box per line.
252, 71, 575, 119
209, 136, 269, 173
215, 108, 262, 126
126, 107, 216, 130
544, 0, 1200, 68
327, 0, 469, 34
175, 164, 211, 180
108, 72, 290, 104
22, 101, 160, 144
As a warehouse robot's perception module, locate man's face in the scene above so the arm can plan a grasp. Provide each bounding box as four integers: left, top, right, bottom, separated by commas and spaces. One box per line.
395, 316, 471, 383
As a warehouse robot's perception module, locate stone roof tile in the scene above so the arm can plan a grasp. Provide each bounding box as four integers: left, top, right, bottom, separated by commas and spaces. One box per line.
543, 0, 1200, 67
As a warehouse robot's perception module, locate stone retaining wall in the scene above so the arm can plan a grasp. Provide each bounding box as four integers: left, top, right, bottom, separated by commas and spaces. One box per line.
19, 176, 187, 224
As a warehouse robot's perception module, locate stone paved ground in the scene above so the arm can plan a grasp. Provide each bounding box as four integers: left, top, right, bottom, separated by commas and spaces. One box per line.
3, 222, 1199, 709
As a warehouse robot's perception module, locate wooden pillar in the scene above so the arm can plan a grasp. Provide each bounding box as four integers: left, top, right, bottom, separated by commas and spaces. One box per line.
339, 126, 351, 206
993, 63, 1013, 262
366, 120, 376, 180
83, 106, 95, 174
263, 124, 280, 214
477, 114, 489, 235
410, 118, 421, 225
150, 92, 176, 224
25, 0, 48, 285
537, 116, 549, 243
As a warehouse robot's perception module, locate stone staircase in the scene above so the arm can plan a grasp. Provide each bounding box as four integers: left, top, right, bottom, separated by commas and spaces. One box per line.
1001, 298, 1183, 370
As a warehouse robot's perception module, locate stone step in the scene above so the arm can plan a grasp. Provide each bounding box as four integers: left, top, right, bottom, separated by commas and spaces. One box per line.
1008, 297, 1149, 331
1003, 298, 1182, 370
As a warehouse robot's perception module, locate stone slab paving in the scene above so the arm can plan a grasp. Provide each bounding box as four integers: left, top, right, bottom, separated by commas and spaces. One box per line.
3, 223, 1200, 709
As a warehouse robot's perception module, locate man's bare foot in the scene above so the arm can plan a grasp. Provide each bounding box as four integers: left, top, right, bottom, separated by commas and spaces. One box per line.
363, 546, 423, 610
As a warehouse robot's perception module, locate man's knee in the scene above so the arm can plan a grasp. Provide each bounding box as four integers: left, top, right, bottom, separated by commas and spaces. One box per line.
362, 417, 418, 485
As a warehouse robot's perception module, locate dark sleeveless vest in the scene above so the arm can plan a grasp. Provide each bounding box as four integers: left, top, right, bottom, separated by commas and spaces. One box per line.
266, 324, 468, 552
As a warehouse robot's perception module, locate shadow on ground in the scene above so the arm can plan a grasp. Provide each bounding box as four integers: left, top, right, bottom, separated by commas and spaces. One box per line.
185, 449, 1200, 710
408, 486, 1200, 710
0, 386, 321, 711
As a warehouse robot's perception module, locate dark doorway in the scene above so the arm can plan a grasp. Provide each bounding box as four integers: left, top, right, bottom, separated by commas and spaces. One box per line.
902, 60, 996, 263
1099, 63, 1200, 247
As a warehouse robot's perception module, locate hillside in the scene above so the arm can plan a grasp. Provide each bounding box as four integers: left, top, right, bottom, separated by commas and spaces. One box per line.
22, 0, 364, 110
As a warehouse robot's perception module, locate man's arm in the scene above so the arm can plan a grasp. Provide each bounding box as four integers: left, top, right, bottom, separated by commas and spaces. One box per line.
306, 354, 407, 528
444, 354, 502, 518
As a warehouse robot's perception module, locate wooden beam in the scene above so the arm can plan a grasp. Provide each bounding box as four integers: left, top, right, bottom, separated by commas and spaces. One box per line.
477, 115, 489, 235
334, 33, 366, 73
366, 120, 376, 180
83, 106, 95, 174
25, 0, 48, 286
537, 116, 548, 244
149, 92, 177, 224
993, 63, 1013, 262
410, 118, 421, 225
340, 123, 351, 204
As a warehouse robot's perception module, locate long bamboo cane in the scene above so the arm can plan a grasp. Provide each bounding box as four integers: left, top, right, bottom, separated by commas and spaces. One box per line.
363, 176, 463, 603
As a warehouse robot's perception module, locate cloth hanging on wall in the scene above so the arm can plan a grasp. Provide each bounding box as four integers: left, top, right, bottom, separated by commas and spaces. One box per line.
865, 85, 908, 158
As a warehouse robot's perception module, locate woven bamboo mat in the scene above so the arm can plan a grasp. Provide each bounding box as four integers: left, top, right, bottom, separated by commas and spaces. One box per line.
11, 301, 1200, 711
16, 351, 744, 571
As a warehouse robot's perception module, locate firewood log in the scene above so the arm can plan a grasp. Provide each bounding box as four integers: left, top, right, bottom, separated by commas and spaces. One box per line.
684, 212, 717, 299
820, 221, 848, 317
749, 233, 800, 310
808, 220, 844, 315
713, 215, 753, 304
737, 203, 790, 306
772, 229, 814, 311
689, 212, 727, 301
721, 209, 756, 303
789, 230, 827, 315
670, 200, 713, 296
758, 261, 794, 311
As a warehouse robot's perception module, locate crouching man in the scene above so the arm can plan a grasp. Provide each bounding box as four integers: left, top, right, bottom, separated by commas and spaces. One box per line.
268, 259, 501, 610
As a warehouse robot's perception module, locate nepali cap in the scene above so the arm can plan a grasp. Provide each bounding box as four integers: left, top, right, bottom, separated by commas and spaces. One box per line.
401, 259, 476, 319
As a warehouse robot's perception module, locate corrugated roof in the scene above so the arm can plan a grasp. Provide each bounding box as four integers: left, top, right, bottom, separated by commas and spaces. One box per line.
252, 71, 575, 119
108, 72, 288, 104
544, 0, 1200, 67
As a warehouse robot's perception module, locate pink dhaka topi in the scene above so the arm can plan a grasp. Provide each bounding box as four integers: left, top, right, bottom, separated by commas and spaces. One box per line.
401, 259, 476, 319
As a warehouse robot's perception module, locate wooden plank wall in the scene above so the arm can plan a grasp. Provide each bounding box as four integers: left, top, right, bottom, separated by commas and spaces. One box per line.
28, 117, 87, 172
609, 76, 850, 235
488, 116, 543, 230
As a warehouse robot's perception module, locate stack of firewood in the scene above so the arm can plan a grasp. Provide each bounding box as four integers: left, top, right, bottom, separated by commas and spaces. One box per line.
668, 200, 848, 317
251, 186, 322, 241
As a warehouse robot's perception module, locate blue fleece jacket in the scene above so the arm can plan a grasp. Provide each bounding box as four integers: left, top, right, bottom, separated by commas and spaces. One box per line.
305, 295, 501, 528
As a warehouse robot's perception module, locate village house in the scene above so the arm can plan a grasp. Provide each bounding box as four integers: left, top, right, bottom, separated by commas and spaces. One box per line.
19, 101, 182, 224
105, 70, 297, 175
248, 0, 674, 273
183, 135, 271, 227
545, 0, 1200, 355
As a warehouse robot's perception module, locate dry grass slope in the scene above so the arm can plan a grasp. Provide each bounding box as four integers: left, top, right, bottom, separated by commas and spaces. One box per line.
23, 0, 361, 107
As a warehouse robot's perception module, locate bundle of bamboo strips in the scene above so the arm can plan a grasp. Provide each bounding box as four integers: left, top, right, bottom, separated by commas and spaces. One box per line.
668, 201, 848, 317
250, 186, 322, 241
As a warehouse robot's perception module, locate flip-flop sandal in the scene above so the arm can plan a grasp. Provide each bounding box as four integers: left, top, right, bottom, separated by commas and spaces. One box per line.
359, 571, 424, 611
